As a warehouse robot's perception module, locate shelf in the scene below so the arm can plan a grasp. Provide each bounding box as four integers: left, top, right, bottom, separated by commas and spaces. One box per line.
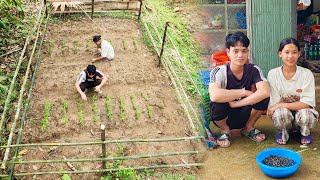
199, 27, 247, 33
201, 4, 246, 7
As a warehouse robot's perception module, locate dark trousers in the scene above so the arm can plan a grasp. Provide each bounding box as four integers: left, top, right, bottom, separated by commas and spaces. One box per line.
79, 79, 102, 92
210, 97, 269, 129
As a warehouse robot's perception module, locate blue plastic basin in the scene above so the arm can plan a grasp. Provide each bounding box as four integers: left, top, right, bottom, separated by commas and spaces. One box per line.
256, 148, 302, 178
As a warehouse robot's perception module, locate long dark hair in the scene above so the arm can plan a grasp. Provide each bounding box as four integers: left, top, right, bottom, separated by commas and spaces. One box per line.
278, 37, 300, 52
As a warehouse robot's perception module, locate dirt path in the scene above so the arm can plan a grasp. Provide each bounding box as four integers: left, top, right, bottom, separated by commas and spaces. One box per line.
14, 16, 201, 179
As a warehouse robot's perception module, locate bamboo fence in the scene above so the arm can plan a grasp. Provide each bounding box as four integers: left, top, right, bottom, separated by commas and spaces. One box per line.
0, 0, 207, 178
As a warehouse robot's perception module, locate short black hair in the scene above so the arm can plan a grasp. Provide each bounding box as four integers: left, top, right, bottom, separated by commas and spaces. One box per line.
278, 37, 300, 52
86, 64, 96, 74
93, 35, 101, 43
225, 31, 250, 49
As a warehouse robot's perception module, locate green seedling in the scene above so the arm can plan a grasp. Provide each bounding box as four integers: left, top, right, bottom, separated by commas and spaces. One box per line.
41, 101, 51, 132
61, 99, 68, 124
72, 40, 78, 54
48, 40, 55, 55
85, 39, 90, 51
130, 95, 140, 120
106, 96, 113, 120
77, 99, 84, 125
122, 40, 127, 50
92, 95, 99, 123
61, 174, 71, 180
142, 94, 153, 119
132, 37, 138, 50
115, 143, 126, 156
119, 96, 126, 121
61, 40, 66, 54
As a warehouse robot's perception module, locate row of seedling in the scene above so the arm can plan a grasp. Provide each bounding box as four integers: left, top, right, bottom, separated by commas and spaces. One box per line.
38, 94, 153, 129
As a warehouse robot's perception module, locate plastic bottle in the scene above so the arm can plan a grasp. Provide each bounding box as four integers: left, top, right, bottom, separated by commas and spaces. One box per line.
315, 44, 319, 60
309, 45, 314, 60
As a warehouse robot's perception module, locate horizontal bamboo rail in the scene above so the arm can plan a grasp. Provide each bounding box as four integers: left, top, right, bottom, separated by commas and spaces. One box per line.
3, 151, 201, 165
0, 163, 203, 177
0, 136, 204, 148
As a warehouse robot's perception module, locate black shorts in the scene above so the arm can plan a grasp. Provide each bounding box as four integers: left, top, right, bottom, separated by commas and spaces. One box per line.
210, 97, 269, 129
79, 79, 102, 92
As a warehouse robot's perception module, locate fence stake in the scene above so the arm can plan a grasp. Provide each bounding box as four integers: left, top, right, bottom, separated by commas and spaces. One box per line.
138, 0, 143, 20
44, 0, 48, 17
158, 21, 169, 67
91, 0, 94, 19
101, 125, 107, 175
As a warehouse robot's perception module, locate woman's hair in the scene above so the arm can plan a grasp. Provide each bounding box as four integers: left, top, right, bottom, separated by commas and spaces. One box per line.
225, 31, 250, 49
93, 35, 101, 43
278, 37, 300, 52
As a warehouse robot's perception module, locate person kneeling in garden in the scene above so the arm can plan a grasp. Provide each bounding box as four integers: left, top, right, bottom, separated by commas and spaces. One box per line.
75, 64, 107, 101
267, 37, 319, 145
209, 31, 270, 148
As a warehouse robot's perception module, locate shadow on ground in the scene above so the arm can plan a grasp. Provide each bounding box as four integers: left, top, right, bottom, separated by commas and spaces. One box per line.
199, 116, 320, 179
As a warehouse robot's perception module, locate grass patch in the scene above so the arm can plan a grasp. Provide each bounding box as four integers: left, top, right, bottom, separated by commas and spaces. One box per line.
77, 99, 84, 125
130, 95, 141, 120
119, 96, 126, 121
61, 99, 68, 124
41, 101, 51, 132
106, 95, 113, 120
137, 171, 197, 180
92, 95, 99, 123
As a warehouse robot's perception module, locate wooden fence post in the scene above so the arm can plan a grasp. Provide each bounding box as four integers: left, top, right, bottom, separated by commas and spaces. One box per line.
138, 0, 143, 20
158, 21, 170, 67
91, 0, 95, 19
100, 125, 106, 174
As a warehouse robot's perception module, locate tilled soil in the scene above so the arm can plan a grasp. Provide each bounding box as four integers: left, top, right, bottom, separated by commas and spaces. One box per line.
12, 16, 202, 179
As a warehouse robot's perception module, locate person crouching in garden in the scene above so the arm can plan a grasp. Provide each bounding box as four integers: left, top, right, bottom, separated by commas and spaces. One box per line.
92, 35, 115, 63
75, 64, 107, 101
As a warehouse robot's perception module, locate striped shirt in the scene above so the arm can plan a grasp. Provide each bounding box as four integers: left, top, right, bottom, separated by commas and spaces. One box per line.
210, 62, 266, 91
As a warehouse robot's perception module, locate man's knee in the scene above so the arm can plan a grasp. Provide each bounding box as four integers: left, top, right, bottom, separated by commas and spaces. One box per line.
253, 97, 270, 111
210, 102, 229, 121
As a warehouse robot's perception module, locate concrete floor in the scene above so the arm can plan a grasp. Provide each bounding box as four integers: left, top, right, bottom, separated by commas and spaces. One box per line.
199, 116, 320, 180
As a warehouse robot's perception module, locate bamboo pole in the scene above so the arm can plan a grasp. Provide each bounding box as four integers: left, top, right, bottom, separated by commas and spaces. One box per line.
8, 15, 50, 179
0, 8, 46, 170
0, 2, 44, 134
1, 136, 204, 148
4, 151, 201, 165
0, 136, 203, 148
0, 163, 204, 177
91, 0, 94, 18
0, 48, 22, 58
101, 124, 106, 174
138, 0, 142, 20
158, 21, 169, 67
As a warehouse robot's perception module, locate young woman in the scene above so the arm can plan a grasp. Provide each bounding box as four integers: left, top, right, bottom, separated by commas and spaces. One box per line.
267, 37, 319, 145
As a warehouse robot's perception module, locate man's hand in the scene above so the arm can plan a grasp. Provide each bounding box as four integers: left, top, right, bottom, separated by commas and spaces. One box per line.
228, 101, 239, 108
94, 86, 102, 94
242, 88, 253, 97
81, 93, 87, 101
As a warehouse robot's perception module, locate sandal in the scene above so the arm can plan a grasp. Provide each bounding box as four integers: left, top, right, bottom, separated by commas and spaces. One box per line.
276, 132, 287, 145
301, 135, 312, 145
217, 132, 231, 148
242, 128, 265, 142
